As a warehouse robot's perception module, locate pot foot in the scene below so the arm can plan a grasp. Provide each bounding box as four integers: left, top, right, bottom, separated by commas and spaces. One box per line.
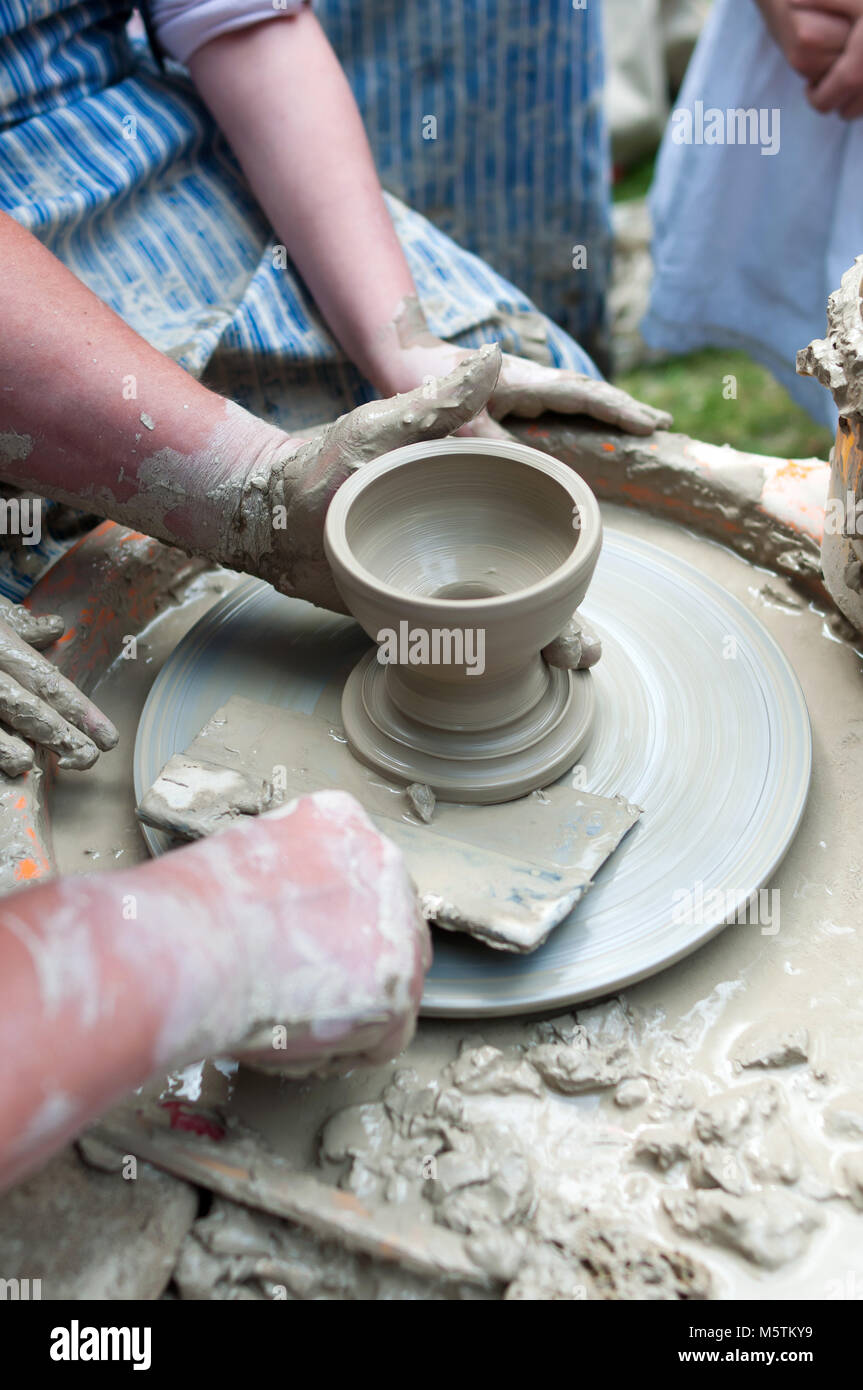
340, 649, 595, 805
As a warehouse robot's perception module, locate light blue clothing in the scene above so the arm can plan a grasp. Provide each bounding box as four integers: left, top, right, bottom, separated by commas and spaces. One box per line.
0, 0, 608, 598
643, 0, 858, 430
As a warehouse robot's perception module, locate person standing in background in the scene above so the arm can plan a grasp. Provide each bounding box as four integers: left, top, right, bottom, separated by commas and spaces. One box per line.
644, 0, 863, 430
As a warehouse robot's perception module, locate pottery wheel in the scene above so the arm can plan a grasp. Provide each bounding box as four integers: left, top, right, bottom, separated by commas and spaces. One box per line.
134, 529, 811, 1017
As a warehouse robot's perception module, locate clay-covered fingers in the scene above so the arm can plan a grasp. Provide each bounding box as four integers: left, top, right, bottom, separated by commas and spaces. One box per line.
454, 409, 517, 441
0, 670, 103, 770
542, 611, 603, 670
0, 615, 118, 773
0, 725, 35, 777
489, 355, 672, 435
314, 342, 502, 478
0, 598, 66, 650
262, 347, 502, 610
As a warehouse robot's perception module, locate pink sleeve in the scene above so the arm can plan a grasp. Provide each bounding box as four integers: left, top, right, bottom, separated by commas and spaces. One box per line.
149, 0, 309, 65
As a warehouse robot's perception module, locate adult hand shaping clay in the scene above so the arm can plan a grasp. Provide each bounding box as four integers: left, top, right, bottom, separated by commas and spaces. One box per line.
225, 346, 505, 613
222, 347, 610, 677
0, 597, 118, 776
0, 788, 430, 1188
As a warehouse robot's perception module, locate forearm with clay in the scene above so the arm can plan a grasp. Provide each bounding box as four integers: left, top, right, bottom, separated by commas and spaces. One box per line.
0, 212, 500, 609
0, 789, 430, 1190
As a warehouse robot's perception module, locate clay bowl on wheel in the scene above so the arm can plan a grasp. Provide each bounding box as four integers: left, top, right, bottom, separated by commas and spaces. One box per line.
323, 437, 602, 804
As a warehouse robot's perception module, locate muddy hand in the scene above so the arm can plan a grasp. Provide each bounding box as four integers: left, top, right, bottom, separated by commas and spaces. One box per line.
480, 353, 672, 436
542, 611, 602, 671
0, 789, 429, 1185
377, 299, 670, 439
0, 598, 119, 776
182, 795, 430, 1073
238, 345, 501, 611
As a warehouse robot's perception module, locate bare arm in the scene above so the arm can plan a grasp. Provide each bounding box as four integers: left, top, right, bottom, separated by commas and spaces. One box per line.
187, 9, 415, 393
0, 213, 286, 773
186, 13, 672, 436
0, 211, 498, 608
0, 211, 294, 556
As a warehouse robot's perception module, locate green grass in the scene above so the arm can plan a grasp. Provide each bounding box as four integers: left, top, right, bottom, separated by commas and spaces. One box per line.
612, 155, 656, 204
617, 348, 833, 460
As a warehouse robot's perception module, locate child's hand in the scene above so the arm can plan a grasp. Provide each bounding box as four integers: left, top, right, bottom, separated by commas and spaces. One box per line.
372, 321, 672, 440
0, 598, 118, 776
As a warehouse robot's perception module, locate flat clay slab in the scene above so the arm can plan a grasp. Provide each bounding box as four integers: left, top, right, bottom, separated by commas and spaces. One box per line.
137, 695, 641, 954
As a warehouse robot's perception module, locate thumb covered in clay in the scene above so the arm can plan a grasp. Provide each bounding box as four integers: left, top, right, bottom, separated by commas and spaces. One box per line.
249, 345, 501, 612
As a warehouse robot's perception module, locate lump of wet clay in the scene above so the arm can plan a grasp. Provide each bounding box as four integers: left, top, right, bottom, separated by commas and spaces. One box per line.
136, 753, 276, 839
528, 1034, 636, 1095
448, 1044, 543, 1098
732, 1026, 809, 1071
614, 1078, 650, 1109
633, 1126, 690, 1173
406, 782, 436, 823
663, 1189, 822, 1270
823, 1094, 863, 1140
840, 1153, 863, 1212
426, 1146, 535, 1236
693, 1089, 755, 1146
0, 1145, 196, 1299
745, 1120, 801, 1189
688, 1143, 749, 1197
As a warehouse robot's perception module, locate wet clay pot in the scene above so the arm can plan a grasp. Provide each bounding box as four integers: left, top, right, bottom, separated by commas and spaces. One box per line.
324, 438, 602, 803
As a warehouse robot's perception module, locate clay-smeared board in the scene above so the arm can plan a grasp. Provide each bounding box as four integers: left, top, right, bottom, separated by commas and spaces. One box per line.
137, 698, 641, 953
134, 530, 811, 1017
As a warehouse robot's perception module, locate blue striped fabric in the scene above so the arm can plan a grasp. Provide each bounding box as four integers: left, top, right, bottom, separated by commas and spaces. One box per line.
0, 0, 608, 597
317, 0, 612, 365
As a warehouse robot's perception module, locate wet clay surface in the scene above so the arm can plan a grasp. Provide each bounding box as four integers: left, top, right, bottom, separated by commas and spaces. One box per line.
0, 1143, 196, 1300
129, 529, 810, 1016
49, 504, 863, 1299
137, 696, 641, 954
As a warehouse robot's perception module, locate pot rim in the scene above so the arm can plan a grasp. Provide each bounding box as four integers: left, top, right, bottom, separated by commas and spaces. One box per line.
323, 438, 603, 618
